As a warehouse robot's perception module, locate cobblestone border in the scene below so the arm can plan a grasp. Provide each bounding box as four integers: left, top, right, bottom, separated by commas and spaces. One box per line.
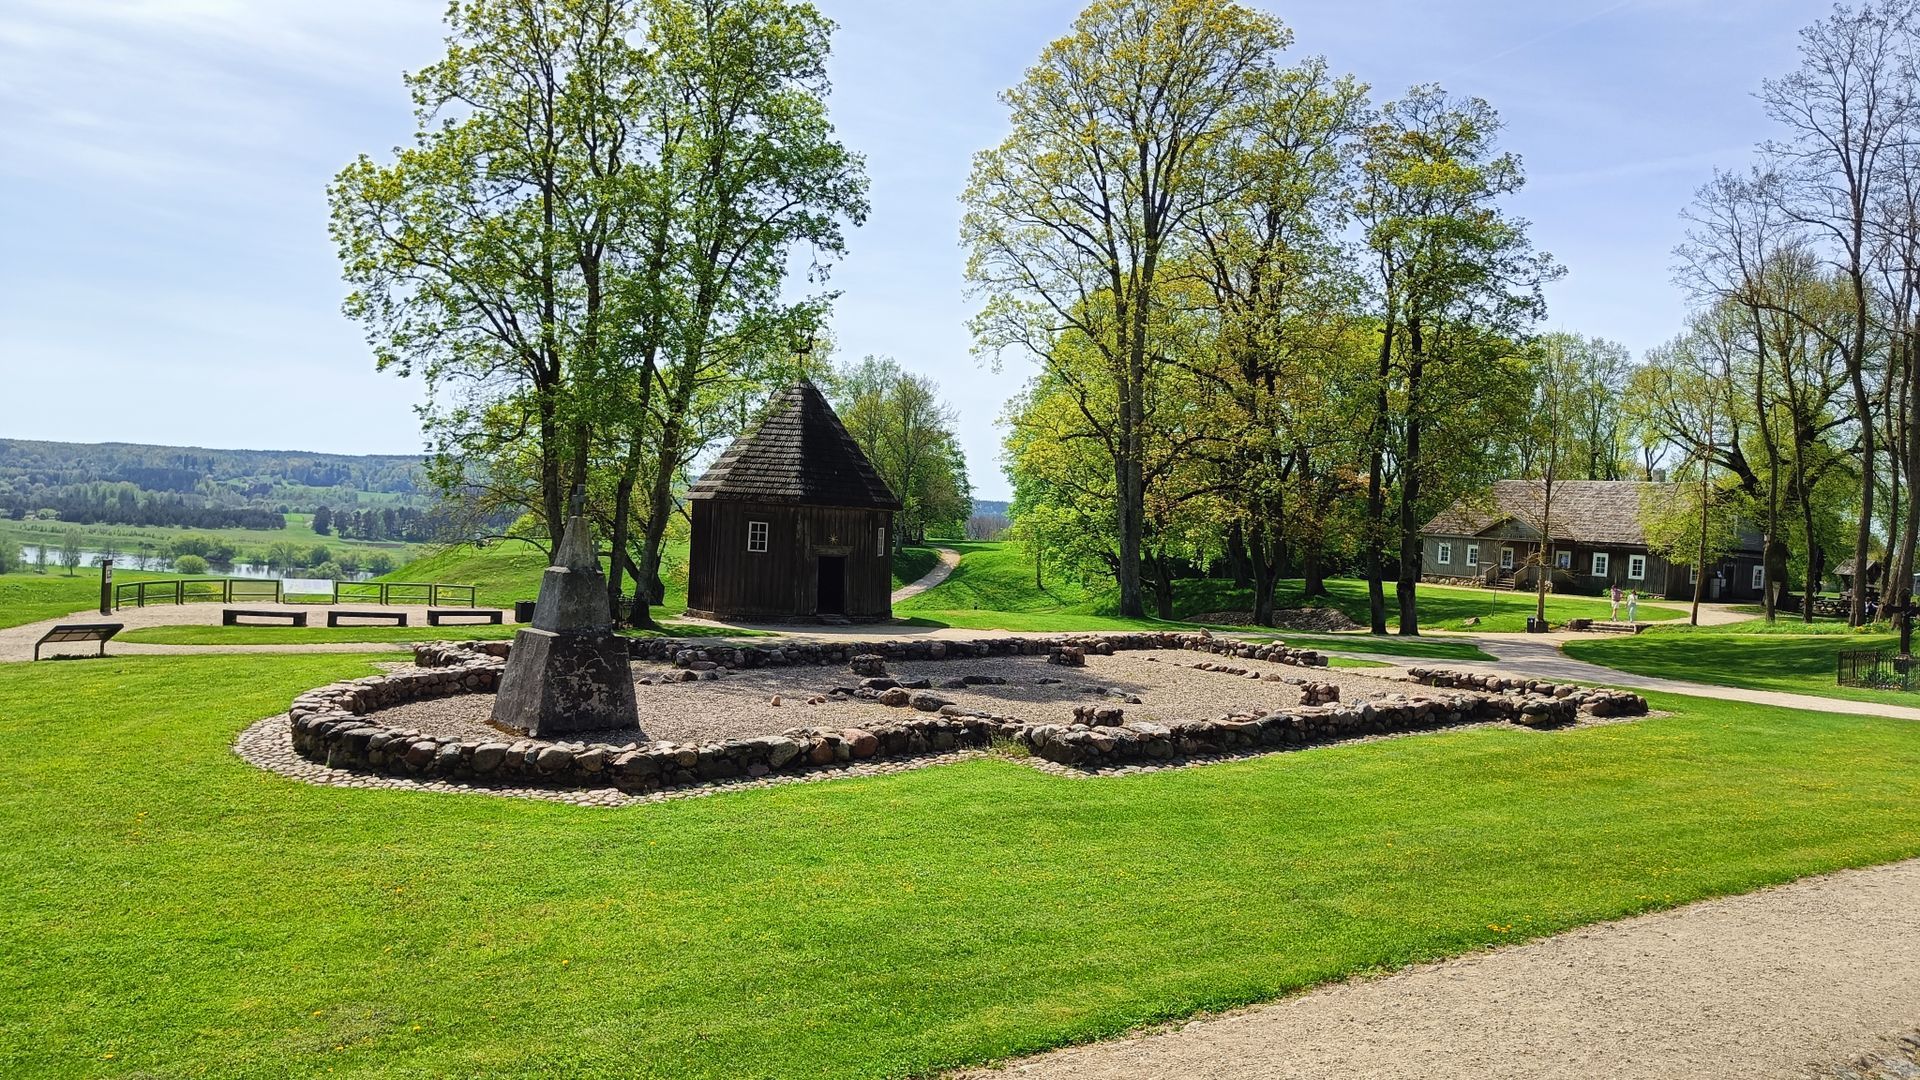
237, 713, 990, 807
262, 632, 1651, 800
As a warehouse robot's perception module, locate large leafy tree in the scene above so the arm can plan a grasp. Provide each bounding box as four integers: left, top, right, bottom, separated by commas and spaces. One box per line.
963, 0, 1286, 618
331, 0, 866, 629
1353, 86, 1558, 635
830, 356, 973, 544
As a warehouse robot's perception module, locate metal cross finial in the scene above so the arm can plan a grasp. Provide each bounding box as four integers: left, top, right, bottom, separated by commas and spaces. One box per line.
570, 484, 586, 518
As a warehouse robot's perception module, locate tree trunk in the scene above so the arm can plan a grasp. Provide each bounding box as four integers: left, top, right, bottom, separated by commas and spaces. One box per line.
1226, 521, 1252, 589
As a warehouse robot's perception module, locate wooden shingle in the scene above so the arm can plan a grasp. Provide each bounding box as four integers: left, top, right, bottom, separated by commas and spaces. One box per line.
688, 381, 902, 510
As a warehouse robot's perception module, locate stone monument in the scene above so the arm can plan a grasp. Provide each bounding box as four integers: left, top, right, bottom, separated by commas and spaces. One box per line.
491, 493, 639, 737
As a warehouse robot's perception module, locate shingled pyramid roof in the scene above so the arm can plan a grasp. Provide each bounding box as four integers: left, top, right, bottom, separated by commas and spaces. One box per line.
688, 381, 902, 509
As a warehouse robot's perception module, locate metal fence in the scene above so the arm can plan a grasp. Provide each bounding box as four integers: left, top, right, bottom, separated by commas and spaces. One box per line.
1836, 647, 1920, 691
114, 578, 282, 609
111, 578, 478, 609
330, 581, 477, 607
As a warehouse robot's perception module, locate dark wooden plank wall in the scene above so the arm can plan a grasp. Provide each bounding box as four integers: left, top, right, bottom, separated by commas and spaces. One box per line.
687, 501, 894, 619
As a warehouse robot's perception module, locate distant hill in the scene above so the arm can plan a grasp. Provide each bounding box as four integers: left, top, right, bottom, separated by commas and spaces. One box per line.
0, 438, 431, 527
973, 499, 1010, 517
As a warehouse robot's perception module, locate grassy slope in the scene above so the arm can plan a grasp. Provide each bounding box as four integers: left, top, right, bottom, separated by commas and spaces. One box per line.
894, 542, 1671, 639
3, 656, 1919, 1077
890, 545, 941, 591
1565, 627, 1919, 707
384, 539, 691, 613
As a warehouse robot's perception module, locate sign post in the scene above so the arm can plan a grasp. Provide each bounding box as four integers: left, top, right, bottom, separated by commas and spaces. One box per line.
99, 559, 113, 616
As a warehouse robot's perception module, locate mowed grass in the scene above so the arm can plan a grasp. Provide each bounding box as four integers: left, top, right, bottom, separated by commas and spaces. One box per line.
4, 656, 1920, 1077
1565, 627, 1920, 707
0, 568, 234, 630
894, 542, 1681, 635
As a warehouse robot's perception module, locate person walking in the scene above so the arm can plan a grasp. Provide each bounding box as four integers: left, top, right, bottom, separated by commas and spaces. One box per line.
1610, 584, 1622, 621
1627, 588, 1638, 622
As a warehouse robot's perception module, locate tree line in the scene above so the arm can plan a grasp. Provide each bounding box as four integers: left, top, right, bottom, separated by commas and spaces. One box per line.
970, 0, 1568, 634
1630, 0, 1920, 626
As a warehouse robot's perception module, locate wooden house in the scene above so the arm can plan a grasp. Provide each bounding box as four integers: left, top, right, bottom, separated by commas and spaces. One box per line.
683, 381, 902, 622
1419, 480, 1767, 601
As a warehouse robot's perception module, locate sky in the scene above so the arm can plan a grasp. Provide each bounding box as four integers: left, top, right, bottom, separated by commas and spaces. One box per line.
0, 0, 1825, 500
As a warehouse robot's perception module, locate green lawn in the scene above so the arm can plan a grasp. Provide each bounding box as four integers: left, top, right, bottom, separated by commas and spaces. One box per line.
3, 655, 1920, 1077
1565, 627, 1920, 708
0, 568, 236, 630
894, 541, 1681, 635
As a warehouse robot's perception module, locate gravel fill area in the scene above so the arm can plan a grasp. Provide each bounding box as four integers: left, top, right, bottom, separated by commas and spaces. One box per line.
367, 650, 1428, 744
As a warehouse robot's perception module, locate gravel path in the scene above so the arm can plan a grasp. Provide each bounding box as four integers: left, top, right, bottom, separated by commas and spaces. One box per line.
366, 651, 1423, 745
956, 859, 1920, 1080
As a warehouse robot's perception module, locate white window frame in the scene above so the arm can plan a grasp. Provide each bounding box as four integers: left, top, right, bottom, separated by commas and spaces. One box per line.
1465, 545, 1479, 568
1500, 547, 1515, 571
877, 527, 887, 557
1436, 542, 1452, 566
1752, 564, 1765, 591
1627, 554, 1646, 581
1689, 565, 1699, 585
1555, 549, 1572, 570
1592, 552, 1610, 577
747, 520, 769, 553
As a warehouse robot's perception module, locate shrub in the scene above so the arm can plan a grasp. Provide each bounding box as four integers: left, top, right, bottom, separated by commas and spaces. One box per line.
365, 552, 396, 576
173, 554, 209, 575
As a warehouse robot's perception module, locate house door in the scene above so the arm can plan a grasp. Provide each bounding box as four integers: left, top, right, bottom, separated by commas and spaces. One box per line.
816, 556, 846, 615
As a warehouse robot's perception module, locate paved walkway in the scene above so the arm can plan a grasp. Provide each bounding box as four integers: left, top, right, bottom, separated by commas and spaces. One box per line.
892, 546, 961, 603
959, 859, 1920, 1080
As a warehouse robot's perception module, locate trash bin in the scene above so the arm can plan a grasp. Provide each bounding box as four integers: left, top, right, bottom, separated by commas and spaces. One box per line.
1525, 616, 1548, 633
514, 600, 537, 623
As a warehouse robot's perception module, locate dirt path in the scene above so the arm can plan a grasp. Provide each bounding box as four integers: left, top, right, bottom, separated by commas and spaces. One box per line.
958, 859, 1920, 1080
892, 546, 961, 603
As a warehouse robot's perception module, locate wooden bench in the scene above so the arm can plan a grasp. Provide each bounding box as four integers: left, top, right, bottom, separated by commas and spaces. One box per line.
327, 610, 408, 628
223, 608, 308, 627
428, 608, 503, 626
34, 622, 123, 661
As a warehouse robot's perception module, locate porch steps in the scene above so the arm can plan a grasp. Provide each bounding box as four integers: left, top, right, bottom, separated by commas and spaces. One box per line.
1581, 620, 1649, 635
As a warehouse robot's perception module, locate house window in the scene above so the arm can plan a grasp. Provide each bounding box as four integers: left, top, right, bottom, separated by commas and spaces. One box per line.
1436, 542, 1452, 566
1500, 548, 1515, 571
1628, 554, 1646, 581
747, 521, 769, 553
1592, 552, 1610, 577
877, 527, 887, 557
1752, 564, 1765, 590
1556, 550, 1572, 570
1465, 546, 1479, 568
1689, 565, 1699, 585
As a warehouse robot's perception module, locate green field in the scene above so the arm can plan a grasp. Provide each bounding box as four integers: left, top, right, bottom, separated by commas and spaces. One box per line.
1565, 627, 1917, 707
2, 654, 1918, 1077
895, 542, 1683, 635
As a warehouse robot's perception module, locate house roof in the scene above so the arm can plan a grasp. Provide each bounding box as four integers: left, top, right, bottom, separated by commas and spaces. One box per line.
1422, 479, 1761, 551
688, 381, 902, 510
